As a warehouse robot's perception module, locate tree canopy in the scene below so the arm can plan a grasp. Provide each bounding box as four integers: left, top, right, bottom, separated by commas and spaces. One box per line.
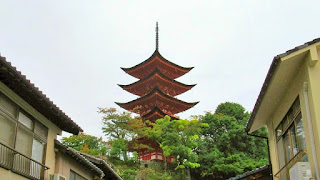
192, 102, 268, 179
61, 133, 107, 156
144, 116, 209, 170
61, 103, 269, 180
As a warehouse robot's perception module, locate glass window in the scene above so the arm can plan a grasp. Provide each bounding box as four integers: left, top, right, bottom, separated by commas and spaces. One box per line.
287, 109, 294, 124
0, 114, 16, 147
292, 98, 300, 115
18, 112, 33, 130
70, 170, 87, 180
289, 125, 299, 156
276, 124, 282, 140
0, 93, 48, 173
283, 131, 292, 161
70, 171, 76, 180
34, 121, 48, 140
31, 138, 45, 163
275, 97, 309, 179
282, 116, 289, 129
277, 139, 285, 168
295, 114, 306, 151
0, 95, 17, 118
15, 125, 33, 157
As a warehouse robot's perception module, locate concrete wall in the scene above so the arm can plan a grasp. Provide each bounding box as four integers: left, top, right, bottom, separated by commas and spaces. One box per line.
55, 151, 96, 180
266, 56, 308, 178
0, 81, 62, 180
306, 45, 320, 175
265, 45, 320, 179
0, 168, 29, 180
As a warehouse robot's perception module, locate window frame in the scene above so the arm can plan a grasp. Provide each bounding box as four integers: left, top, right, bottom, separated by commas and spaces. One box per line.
275, 97, 307, 166
70, 170, 88, 180
0, 93, 48, 164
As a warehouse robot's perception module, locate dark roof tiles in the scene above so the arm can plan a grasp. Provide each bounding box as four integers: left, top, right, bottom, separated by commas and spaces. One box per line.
246, 37, 320, 132
0, 54, 83, 134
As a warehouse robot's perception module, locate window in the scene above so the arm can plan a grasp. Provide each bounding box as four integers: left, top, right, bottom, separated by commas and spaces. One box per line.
0, 114, 16, 146
275, 97, 308, 178
0, 93, 48, 163
70, 170, 87, 180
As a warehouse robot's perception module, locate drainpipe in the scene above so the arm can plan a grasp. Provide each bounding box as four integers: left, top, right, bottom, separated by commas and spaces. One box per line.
247, 132, 272, 179
303, 82, 320, 179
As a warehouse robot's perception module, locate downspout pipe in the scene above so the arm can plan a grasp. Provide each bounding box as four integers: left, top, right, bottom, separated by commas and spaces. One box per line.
246, 132, 272, 178
303, 82, 320, 179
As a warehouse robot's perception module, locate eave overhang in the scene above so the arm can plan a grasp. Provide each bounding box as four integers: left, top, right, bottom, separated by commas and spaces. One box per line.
121, 50, 193, 79
246, 38, 320, 133
142, 105, 178, 122
79, 152, 122, 180
118, 68, 196, 97
115, 86, 198, 115
54, 140, 104, 177
0, 54, 83, 135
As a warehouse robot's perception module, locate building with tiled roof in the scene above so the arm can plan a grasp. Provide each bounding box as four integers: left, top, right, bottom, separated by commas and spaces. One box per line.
0, 54, 121, 180
246, 38, 320, 179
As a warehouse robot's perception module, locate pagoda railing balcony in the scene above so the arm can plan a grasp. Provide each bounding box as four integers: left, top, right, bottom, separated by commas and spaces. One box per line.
0, 141, 49, 180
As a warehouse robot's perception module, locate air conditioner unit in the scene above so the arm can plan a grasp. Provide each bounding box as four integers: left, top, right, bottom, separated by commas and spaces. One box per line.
49, 173, 66, 180
289, 162, 313, 180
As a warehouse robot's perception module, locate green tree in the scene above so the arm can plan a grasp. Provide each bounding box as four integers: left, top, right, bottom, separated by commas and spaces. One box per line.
109, 138, 128, 161
99, 107, 144, 162
120, 169, 137, 180
99, 107, 136, 140
141, 116, 208, 177
61, 133, 107, 156
193, 102, 268, 179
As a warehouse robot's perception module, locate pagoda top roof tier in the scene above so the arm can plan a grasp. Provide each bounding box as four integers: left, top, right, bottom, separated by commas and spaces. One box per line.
142, 105, 178, 122
121, 50, 193, 79
115, 87, 198, 116
118, 68, 196, 97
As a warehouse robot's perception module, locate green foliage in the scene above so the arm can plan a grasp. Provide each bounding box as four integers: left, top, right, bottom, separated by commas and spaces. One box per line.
109, 138, 128, 160
61, 133, 107, 156
120, 169, 137, 180
98, 103, 268, 179
215, 102, 250, 125
99, 107, 143, 140
194, 102, 269, 179
99, 107, 146, 163
144, 116, 208, 170
136, 168, 187, 180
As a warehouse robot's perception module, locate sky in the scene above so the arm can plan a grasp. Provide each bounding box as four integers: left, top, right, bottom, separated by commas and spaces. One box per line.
1, 1, 320, 139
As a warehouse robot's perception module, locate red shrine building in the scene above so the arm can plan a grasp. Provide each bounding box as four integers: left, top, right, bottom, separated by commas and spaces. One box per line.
116, 23, 198, 162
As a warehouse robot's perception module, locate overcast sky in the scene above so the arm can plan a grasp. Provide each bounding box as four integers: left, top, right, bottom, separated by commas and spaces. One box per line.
1, 1, 320, 138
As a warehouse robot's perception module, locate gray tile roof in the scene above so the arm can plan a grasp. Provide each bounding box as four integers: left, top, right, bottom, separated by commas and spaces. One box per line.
0, 54, 83, 134
246, 38, 320, 132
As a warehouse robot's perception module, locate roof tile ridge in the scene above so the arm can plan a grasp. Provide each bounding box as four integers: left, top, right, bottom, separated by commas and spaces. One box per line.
120, 49, 194, 72
118, 67, 196, 88
0, 54, 83, 133
115, 86, 199, 106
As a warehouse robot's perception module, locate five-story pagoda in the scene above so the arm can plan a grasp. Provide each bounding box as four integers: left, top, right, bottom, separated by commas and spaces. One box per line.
116, 23, 198, 161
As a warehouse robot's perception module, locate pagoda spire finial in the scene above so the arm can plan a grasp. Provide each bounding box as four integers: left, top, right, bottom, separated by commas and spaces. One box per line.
156, 22, 159, 50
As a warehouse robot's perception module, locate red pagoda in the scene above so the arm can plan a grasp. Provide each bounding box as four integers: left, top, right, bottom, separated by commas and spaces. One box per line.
116, 23, 198, 161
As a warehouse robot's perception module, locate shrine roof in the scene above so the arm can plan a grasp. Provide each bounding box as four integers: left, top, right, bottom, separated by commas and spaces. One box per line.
115, 86, 198, 107
118, 68, 196, 96
142, 105, 178, 121
120, 50, 193, 79
115, 86, 198, 115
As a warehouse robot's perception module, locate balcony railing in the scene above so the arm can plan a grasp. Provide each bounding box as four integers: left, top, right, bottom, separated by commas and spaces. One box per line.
274, 150, 307, 179
0, 142, 49, 180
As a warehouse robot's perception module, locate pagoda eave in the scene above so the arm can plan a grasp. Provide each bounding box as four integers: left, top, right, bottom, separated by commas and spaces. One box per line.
121, 50, 194, 79
115, 91, 199, 115
116, 86, 198, 107
118, 69, 196, 96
